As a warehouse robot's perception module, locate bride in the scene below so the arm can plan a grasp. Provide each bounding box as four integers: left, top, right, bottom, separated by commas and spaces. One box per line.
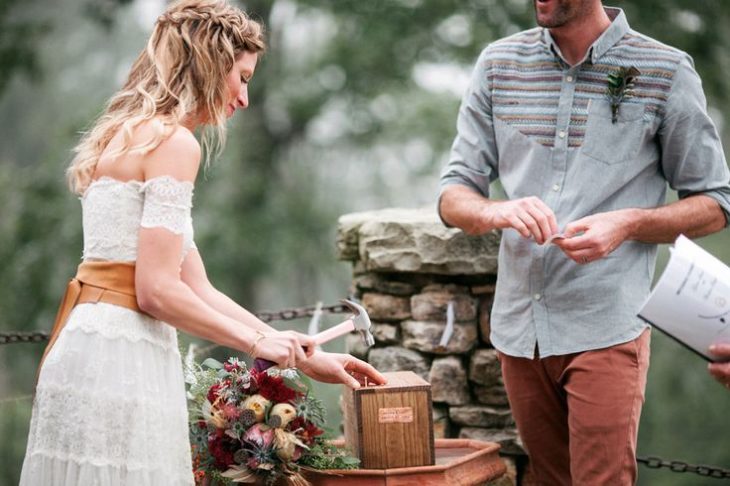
20, 1, 385, 484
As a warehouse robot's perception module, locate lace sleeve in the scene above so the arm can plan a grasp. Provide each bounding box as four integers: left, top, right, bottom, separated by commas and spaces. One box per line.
139, 176, 194, 235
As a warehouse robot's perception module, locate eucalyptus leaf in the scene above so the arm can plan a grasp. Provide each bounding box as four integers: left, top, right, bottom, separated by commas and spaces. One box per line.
202, 358, 224, 370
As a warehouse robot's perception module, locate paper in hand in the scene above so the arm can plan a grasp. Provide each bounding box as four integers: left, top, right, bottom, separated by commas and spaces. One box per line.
545, 233, 567, 245
638, 235, 730, 362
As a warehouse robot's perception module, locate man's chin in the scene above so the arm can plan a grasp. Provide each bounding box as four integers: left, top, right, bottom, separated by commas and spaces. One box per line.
533, 0, 570, 28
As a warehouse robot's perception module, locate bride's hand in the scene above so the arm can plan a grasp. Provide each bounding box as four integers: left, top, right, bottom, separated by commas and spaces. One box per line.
253, 330, 316, 368
297, 351, 387, 388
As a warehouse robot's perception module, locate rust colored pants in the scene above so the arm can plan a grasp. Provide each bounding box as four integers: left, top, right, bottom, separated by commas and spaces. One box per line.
499, 329, 651, 486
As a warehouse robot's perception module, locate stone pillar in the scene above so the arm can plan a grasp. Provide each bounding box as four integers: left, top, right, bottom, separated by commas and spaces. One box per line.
336, 208, 524, 460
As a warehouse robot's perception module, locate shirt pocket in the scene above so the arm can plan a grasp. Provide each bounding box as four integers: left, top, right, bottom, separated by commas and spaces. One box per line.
581, 99, 646, 165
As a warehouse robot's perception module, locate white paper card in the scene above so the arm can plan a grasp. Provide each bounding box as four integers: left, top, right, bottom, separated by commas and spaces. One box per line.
638, 235, 730, 361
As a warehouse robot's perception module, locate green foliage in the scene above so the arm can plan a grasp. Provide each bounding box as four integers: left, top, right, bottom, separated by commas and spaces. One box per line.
207, 468, 234, 486
291, 394, 327, 425
299, 442, 360, 470
606, 66, 640, 122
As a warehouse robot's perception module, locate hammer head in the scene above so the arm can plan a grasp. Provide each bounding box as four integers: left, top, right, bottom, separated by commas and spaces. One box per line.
341, 299, 375, 347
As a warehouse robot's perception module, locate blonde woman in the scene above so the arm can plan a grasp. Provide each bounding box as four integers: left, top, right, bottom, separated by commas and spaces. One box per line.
20, 1, 385, 484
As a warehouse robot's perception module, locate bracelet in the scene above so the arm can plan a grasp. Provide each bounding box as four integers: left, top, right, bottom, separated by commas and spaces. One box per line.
249, 330, 267, 359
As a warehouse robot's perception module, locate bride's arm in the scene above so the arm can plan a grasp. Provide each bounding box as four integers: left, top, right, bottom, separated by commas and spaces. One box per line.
180, 249, 276, 334
180, 225, 387, 387
135, 127, 314, 368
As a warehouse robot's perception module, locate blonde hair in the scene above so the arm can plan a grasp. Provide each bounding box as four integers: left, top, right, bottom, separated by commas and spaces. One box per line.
67, 0, 265, 194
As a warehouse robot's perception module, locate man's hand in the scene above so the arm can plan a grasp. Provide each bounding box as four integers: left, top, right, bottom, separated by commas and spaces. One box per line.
708, 343, 730, 389
297, 351, 387, 389
554, 209, 634, 264
439, 186, 557, 243
489, 197, 559, 245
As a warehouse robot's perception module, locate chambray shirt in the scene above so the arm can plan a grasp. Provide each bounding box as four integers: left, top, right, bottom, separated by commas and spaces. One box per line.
440, 8, 730, 358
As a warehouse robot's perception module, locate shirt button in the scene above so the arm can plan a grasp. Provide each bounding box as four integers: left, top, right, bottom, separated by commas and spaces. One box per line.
558, 130, 566, 139
534, 293, 542, 301
566, 75, 574, 82
552, 184, 560, 192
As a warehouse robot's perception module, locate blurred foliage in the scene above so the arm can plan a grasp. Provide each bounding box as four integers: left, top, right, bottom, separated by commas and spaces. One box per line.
0, 1, 729, 485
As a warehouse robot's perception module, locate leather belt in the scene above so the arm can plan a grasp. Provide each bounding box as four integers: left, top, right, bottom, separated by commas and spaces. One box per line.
39, 261, 143, 374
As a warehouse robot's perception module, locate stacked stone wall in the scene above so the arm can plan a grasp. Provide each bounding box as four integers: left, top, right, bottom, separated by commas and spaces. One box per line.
337, 208, 524, 462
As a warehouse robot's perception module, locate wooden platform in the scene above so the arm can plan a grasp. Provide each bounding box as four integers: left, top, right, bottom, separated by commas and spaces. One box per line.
305, 438, 506, 485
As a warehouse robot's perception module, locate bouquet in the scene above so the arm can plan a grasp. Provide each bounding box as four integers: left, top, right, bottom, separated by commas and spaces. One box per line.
185, 354, 359, 486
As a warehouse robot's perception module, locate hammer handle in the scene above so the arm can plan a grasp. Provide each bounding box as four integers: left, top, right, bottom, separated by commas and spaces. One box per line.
252, 318, 356, 372
312, 318, 355, 346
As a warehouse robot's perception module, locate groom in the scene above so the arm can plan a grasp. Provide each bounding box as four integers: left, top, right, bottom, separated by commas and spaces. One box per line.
439, 0, 730, 483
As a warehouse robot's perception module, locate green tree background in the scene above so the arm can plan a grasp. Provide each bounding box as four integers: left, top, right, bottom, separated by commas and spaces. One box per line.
1, 1, 728, 485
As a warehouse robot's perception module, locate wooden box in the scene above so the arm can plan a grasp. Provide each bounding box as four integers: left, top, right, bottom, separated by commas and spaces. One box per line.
343, 371, 434, 469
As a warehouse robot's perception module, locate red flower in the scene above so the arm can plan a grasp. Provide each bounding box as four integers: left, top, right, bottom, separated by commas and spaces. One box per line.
252, 370, 301, 403
207, 383, 222, 404
208, 428, 236, 469
224, 359, 245, 372
194, 469, 206, 486
222, 403, 240, 421
207, 379, 233, 405
289, 417, 324, 446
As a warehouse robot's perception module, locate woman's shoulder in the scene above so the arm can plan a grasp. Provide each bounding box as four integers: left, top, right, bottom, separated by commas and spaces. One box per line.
141, 121, 201, 183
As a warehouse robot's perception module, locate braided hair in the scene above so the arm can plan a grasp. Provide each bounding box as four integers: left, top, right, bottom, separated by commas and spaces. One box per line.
67, 0, 265, 194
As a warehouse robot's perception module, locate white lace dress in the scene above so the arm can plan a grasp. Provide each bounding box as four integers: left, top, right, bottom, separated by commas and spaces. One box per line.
20, 176, 196, 486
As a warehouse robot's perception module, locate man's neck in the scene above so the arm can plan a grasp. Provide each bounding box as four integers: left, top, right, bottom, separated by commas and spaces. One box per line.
549, 6, 612, 66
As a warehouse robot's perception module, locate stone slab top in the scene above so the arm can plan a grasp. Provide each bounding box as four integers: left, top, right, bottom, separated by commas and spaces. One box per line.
336, 207, 500, 276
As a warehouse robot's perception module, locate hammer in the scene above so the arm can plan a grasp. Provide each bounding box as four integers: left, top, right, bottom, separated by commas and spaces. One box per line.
253, 299, 374, 371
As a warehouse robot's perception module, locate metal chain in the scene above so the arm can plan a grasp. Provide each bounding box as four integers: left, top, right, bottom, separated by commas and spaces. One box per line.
0, 394, 33, 407
637, 456, 730, 478
4, 307, 730, 480
254, 302, 350, 323
191, 302, 352, 357
0, 331, 50, 345
0, 302, 352, 346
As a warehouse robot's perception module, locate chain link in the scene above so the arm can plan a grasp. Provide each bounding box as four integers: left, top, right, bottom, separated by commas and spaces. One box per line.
191, 303, 352, 357
637, 456, 730, 479
0, 394, 33, 407
0, 302, 352, 346
0, 331, 50, 345
254, 302, 350, 323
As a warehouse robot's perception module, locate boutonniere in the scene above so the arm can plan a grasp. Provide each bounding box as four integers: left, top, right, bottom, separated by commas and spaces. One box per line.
606, 66, 640, 124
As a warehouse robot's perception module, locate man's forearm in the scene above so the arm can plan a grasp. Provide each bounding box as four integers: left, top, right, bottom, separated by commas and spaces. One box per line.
624, 195, 727, 244
439, 185, 494, 235
440, 184, 559, 243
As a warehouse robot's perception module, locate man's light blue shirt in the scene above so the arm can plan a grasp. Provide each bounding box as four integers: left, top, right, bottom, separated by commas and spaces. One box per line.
440, 8, 730, 358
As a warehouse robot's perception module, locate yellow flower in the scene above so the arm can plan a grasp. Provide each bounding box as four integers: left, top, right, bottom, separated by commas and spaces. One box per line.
241, 394, 270, 423
268, 403, 297, 428
202, 400, 227, 429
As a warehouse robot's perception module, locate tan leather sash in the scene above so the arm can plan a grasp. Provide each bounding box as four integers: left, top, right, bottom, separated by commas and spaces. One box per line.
39, 261, 142, 371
